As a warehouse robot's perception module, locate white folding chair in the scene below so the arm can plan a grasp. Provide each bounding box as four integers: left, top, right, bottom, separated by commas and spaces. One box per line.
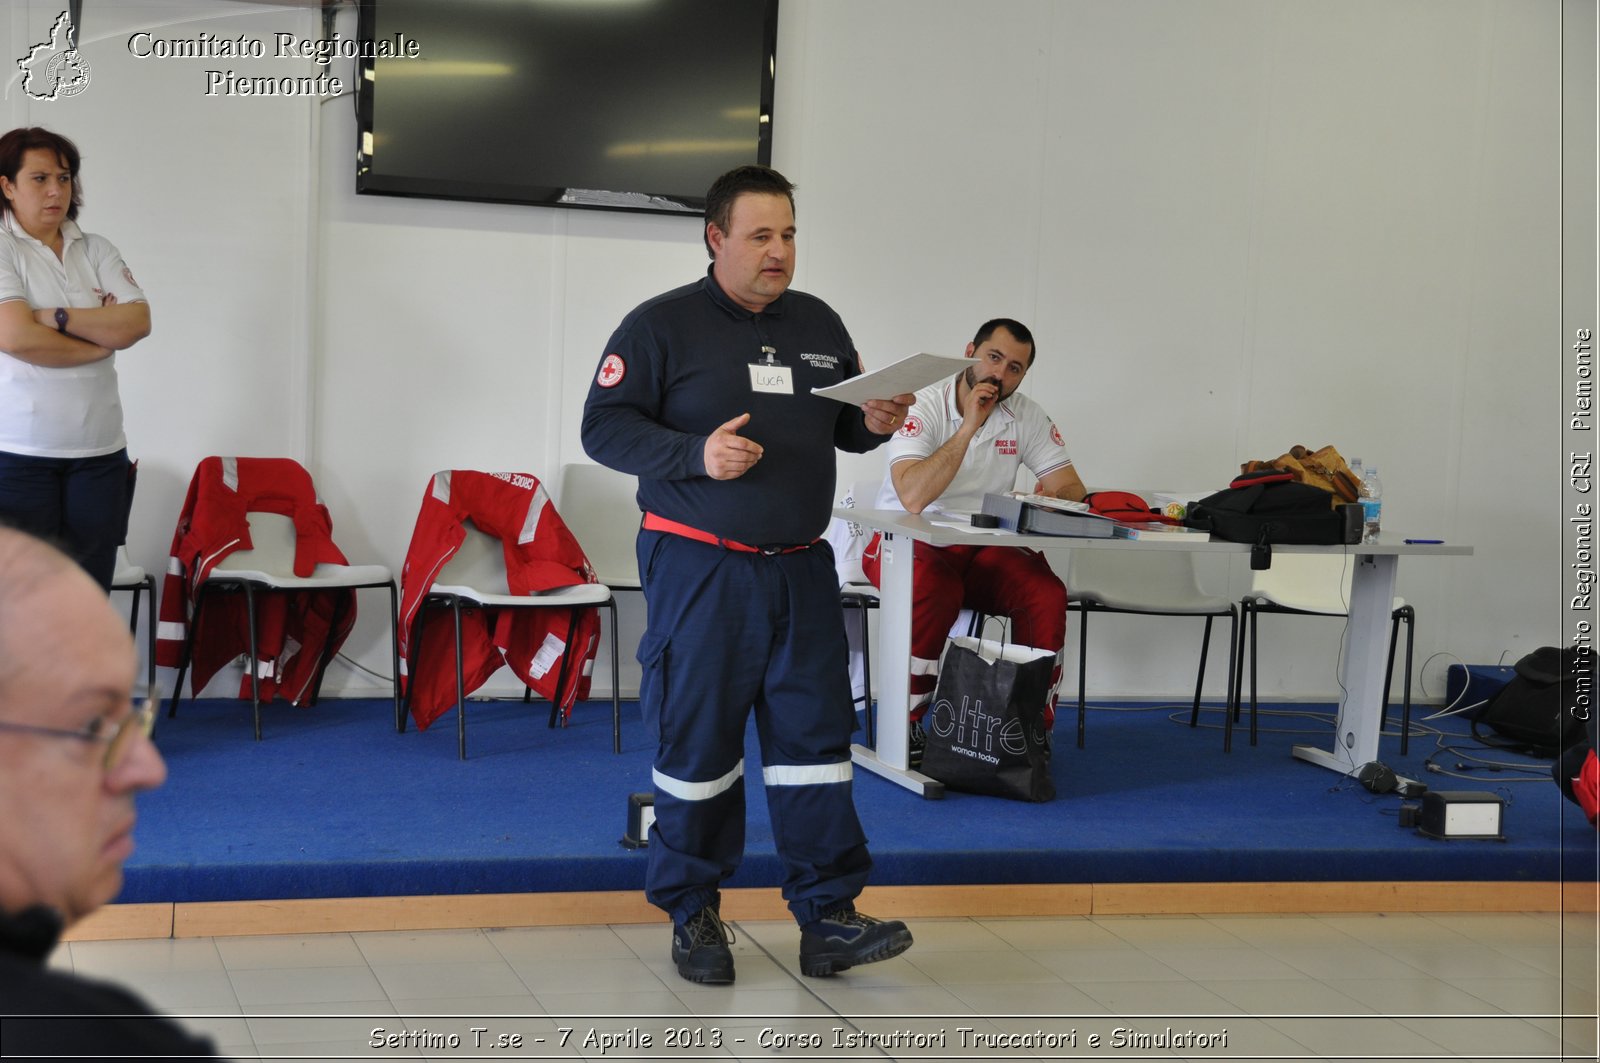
167, 512, 400, 741
1235, 553, 1415, 751
555, 462, 638, 752
1066, 549, 1239, 749
556, 463, 641, 594
402, 519, 618, 759
111, 545, 157, 700
827, 480, 882, 744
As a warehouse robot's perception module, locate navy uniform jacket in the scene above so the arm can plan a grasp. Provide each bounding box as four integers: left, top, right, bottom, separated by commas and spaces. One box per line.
581, 268, 887, 546
1, 906, 217, 1058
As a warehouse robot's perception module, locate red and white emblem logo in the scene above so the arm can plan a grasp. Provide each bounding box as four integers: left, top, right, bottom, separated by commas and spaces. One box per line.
898, 414, 923, 438
1049, 423, 1064, 446
596, 353, 626, 389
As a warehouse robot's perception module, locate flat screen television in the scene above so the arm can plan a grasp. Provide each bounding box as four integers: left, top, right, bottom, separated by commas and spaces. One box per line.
355, 0, 778, 216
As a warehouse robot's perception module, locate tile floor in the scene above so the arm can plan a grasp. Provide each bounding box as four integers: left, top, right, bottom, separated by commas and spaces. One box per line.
53, 911, 1600, 1062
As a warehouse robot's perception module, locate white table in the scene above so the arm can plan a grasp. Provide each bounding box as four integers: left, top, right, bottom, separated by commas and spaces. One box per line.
842, 508, 1472, 799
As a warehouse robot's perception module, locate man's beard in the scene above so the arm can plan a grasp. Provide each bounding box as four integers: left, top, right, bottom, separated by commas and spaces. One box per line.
964, 365, 1008, 396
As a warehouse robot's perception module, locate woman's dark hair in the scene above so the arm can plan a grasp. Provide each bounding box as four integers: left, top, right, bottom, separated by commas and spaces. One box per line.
0, 127, 82, 222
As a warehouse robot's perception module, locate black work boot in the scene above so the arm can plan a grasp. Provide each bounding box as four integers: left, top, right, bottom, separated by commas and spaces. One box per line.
671, 904, 735, 984
799, 907, 913, 977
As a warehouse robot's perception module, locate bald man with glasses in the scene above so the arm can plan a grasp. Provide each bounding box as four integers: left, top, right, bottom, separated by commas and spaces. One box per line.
0, 525, 217, 1058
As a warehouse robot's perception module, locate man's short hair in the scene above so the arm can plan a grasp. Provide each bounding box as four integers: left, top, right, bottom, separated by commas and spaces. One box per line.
972, 318, 1036, 365
703, 165, 796, 259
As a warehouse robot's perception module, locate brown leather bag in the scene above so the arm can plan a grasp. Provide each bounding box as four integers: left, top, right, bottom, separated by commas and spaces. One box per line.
1240, 444, 1361, 503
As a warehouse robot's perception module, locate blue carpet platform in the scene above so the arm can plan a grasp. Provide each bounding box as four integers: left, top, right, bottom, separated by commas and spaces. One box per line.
120, 698, 1598, 905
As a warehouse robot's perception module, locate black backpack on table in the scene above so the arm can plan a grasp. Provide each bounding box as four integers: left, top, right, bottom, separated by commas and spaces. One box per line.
1186, 469, 1361, 567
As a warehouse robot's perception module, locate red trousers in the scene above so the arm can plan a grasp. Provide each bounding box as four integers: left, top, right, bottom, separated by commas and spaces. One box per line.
862, 535, 1067, 725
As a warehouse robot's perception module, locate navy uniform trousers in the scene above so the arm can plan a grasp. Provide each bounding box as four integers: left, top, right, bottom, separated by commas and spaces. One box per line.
636, 528, 871, 927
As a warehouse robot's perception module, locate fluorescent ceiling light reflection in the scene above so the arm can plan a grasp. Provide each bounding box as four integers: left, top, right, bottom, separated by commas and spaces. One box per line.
372, 61, 514, 79
607, 139, 756, 157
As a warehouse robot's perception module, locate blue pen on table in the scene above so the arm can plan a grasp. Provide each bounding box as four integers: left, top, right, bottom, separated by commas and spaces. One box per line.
1403, 538, 1444, 545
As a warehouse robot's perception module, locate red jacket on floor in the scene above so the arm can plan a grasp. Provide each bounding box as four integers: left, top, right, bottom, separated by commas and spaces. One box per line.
155, 457, 356, 705
399, 470, 602, 730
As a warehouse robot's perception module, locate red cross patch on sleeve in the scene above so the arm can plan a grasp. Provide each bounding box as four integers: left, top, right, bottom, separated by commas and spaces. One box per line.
1049, 423, 1064, 446
597, 353, 626, 388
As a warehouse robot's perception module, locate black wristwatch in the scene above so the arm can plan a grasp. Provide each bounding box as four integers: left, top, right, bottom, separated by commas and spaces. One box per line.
53, 307, 67, 333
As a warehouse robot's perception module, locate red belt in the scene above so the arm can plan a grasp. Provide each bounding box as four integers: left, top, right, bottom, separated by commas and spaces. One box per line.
643, 512, 816, 555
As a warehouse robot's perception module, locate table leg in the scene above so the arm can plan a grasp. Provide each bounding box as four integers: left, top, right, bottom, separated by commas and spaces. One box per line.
850, 530, 946, 798
1292, 553, 1415, 786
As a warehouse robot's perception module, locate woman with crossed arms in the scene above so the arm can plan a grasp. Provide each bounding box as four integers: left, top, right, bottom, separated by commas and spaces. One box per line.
0, 127, 150, 590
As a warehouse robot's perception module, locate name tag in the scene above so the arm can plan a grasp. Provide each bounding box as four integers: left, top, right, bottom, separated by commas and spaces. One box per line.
749, 364, 794, 395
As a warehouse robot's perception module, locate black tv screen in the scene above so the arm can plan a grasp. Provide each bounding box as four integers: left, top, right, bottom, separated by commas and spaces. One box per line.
355, 0, 778, 215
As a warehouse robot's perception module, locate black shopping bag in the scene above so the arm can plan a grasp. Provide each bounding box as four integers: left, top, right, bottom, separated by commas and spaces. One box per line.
921, 635, 1056, 802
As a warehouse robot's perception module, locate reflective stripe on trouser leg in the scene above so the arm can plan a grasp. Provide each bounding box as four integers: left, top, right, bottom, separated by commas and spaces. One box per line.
754, 542, 870, 926
636, 532, 870, 926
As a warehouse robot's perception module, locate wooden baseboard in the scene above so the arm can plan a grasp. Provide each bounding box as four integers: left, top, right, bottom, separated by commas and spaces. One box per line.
1090, 880, 1589, 915
61, 903, 172, 942
58, 880, 1596, 941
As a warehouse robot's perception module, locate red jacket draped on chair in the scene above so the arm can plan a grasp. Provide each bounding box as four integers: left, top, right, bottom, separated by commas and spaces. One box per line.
399, 470, 602, 730
155, 456, 356, 705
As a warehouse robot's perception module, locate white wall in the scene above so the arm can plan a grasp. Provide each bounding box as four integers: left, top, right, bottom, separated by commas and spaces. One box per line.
1, 0, 1577, 706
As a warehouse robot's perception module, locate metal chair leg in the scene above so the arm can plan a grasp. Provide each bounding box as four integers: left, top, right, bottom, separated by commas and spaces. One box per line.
304, 588, 351, 707
1076, 607, 1089, 750
546, 608, 580, 730
1248, 601, 1260, 746
1226, 601, 1253, 753
400, 601, 432, 735
1375, 607, 1416, 755
859, 602, 875, 748
452, 597, 467, 760
387, 582, 403, 732
1399, 606, 1415, 754
124, 576, 158, 700
168, 584, 210, 719
1190, 614, 1214, 726
607, 597, 622, 754
142, 575, 157, 700
242, 583, 262, 741
1221, 605, 1239, 751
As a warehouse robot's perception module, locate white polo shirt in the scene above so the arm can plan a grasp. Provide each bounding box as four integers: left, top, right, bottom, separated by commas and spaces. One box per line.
875, 374, 1072, 517
0, 214, 146, 457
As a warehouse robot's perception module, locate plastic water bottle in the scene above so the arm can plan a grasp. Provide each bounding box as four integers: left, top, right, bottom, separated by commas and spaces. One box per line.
1360, 465, 1383, 543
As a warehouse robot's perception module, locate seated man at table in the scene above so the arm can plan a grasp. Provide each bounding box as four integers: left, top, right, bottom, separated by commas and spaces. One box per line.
861, 319, 1085, 758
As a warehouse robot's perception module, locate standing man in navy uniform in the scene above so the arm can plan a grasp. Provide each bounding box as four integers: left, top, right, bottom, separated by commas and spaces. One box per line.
582, 165, 914, 984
